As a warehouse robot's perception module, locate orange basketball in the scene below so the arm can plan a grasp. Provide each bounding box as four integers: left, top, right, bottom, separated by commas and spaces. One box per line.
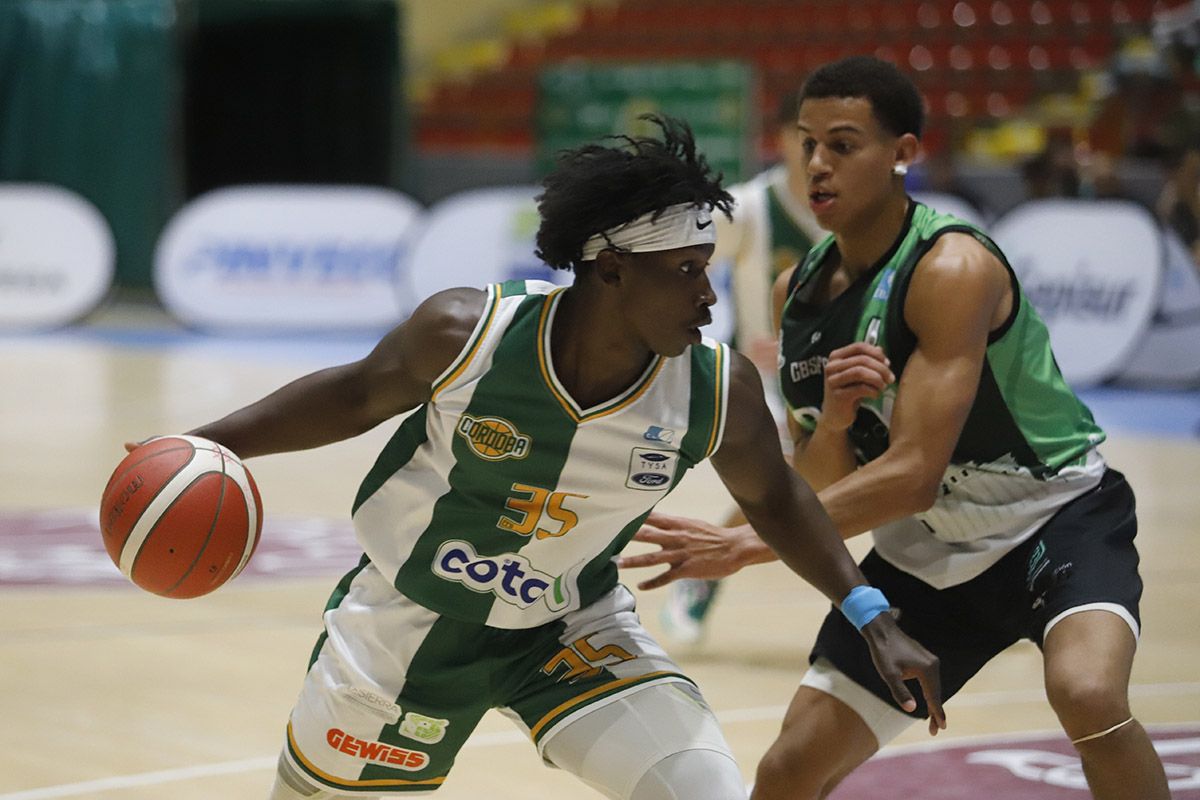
99, 435, 263, 599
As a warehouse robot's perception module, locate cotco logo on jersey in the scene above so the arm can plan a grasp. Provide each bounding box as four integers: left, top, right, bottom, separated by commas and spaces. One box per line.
456, 415, 532, 461
325, 728, 429, 770
433, 540, 569, 611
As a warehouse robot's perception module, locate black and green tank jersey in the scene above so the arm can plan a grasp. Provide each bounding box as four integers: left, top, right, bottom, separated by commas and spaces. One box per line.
780, 200, 1104, 479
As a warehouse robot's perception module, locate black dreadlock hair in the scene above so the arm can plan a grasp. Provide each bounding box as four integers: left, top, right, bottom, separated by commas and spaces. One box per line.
535, 115, 734, 271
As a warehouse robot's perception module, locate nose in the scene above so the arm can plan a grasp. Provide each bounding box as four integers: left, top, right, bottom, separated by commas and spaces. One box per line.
698, 272, 717, 307
808, 144, 831, 178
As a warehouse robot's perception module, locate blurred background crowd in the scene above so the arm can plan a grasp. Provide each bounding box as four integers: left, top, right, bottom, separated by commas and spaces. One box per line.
1, 0, 1197, 283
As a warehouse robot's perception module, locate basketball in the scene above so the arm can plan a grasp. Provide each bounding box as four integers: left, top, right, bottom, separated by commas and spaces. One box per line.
99, 435, 263, 599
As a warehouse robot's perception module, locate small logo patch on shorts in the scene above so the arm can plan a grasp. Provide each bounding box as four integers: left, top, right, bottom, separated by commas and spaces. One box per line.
399, 712, 450, 744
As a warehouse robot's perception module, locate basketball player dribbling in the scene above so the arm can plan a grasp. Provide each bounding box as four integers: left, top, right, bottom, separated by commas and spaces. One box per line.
138, 116, 942, 800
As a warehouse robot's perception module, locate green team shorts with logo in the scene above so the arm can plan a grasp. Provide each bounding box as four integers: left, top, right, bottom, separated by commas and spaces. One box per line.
282, 559, 697, 794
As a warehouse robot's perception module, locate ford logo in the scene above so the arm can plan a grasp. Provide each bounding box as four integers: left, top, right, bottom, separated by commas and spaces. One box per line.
631, 473, 670, 487
641, 452, 669, 462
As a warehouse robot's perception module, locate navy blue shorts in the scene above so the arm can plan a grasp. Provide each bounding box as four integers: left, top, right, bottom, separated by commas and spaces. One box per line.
810, 468, 1143, 719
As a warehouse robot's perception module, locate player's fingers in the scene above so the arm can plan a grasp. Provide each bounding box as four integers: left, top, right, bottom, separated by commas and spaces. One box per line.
644, 512, 703, 531
884, 672, 918, 713
827, 352, 895, 382
124, 436, 161, 453
827, 364, 892, 390
631, 526, 685, 547
637, 569, 680, 591
617, 550, 678, 569
920, 668, 946, 733
828, 341, 888, 362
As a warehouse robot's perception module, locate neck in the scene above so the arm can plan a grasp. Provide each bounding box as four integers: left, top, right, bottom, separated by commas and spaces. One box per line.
552, 287, 654, 408
833, 193, 910, 279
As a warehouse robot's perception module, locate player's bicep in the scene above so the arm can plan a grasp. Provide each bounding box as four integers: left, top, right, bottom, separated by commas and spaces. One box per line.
711, 353, 793, 509
887, 241, 1008, 470
358, 288, 487, 421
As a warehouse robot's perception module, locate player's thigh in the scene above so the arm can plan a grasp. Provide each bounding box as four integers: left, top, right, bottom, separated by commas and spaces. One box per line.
508, 585, 742, 798
756, 680, 881, 791
284, 562, 491, 795
540, 681, 744, 800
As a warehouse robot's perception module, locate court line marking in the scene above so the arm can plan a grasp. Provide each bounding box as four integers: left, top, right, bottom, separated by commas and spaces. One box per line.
2, 684, 1197, 799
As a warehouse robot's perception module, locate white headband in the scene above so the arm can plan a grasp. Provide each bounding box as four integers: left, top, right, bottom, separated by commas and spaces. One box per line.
579, 203, 716, 262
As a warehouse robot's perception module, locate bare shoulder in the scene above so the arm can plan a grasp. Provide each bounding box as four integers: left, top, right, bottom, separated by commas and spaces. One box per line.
725, 347, 765, 399
408, 287, 489, 342
907, 232, 1011, 339
362, 287, 489, 401
915, 231, 1007, 288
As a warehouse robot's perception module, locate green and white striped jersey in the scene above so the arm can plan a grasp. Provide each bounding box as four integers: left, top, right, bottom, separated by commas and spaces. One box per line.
780, 201, 1107, 588
352, 280, 730, 628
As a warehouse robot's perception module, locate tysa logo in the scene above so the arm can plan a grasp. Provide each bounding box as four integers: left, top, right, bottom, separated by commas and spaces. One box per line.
626, 447, 677, 491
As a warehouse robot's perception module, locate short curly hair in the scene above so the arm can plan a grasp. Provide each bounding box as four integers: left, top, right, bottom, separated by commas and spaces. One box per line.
535, 115, 734, 271
801, 56, 925, 139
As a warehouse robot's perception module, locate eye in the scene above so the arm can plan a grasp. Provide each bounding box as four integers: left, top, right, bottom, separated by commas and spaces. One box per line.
832, 140, 855, 155
802, 138, 816, 155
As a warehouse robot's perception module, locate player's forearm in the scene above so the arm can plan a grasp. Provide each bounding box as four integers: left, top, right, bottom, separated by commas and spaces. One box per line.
188, 364, 388, 459
748, 487, 868, 603
816, 453, 939, 539
793, 420, 858, 492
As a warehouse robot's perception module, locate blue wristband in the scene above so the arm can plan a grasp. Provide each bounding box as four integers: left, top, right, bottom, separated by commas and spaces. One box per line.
840, 585, 890, 631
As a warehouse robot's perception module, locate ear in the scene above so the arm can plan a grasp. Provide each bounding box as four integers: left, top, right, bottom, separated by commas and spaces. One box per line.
594, 249, 625, 286
894, 133, 920, 176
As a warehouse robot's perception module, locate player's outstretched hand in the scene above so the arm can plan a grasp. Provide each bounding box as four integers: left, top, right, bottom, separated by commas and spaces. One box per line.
618, 512, 757, 590
860, 612, 946, 736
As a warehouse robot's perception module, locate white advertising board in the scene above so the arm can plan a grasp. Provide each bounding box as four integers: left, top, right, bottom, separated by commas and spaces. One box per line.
991, 200, 1163, 387
1116, 229, 1200, 387
0, 184, 114, 330
155, 186, 421, 330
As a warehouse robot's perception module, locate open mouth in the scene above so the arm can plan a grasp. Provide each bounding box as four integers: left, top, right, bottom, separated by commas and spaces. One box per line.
810, 189, 836, 206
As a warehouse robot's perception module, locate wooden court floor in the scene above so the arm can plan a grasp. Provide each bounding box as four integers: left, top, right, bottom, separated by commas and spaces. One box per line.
1, 305, 1197, 799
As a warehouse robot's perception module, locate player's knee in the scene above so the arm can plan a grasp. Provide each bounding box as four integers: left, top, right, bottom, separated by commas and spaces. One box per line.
1045, 674, 1130, 735
630, 748, 747, 800
752, 737, 830, 800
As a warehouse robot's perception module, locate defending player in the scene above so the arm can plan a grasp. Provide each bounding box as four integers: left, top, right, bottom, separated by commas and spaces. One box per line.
621, 60, 1169, 800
